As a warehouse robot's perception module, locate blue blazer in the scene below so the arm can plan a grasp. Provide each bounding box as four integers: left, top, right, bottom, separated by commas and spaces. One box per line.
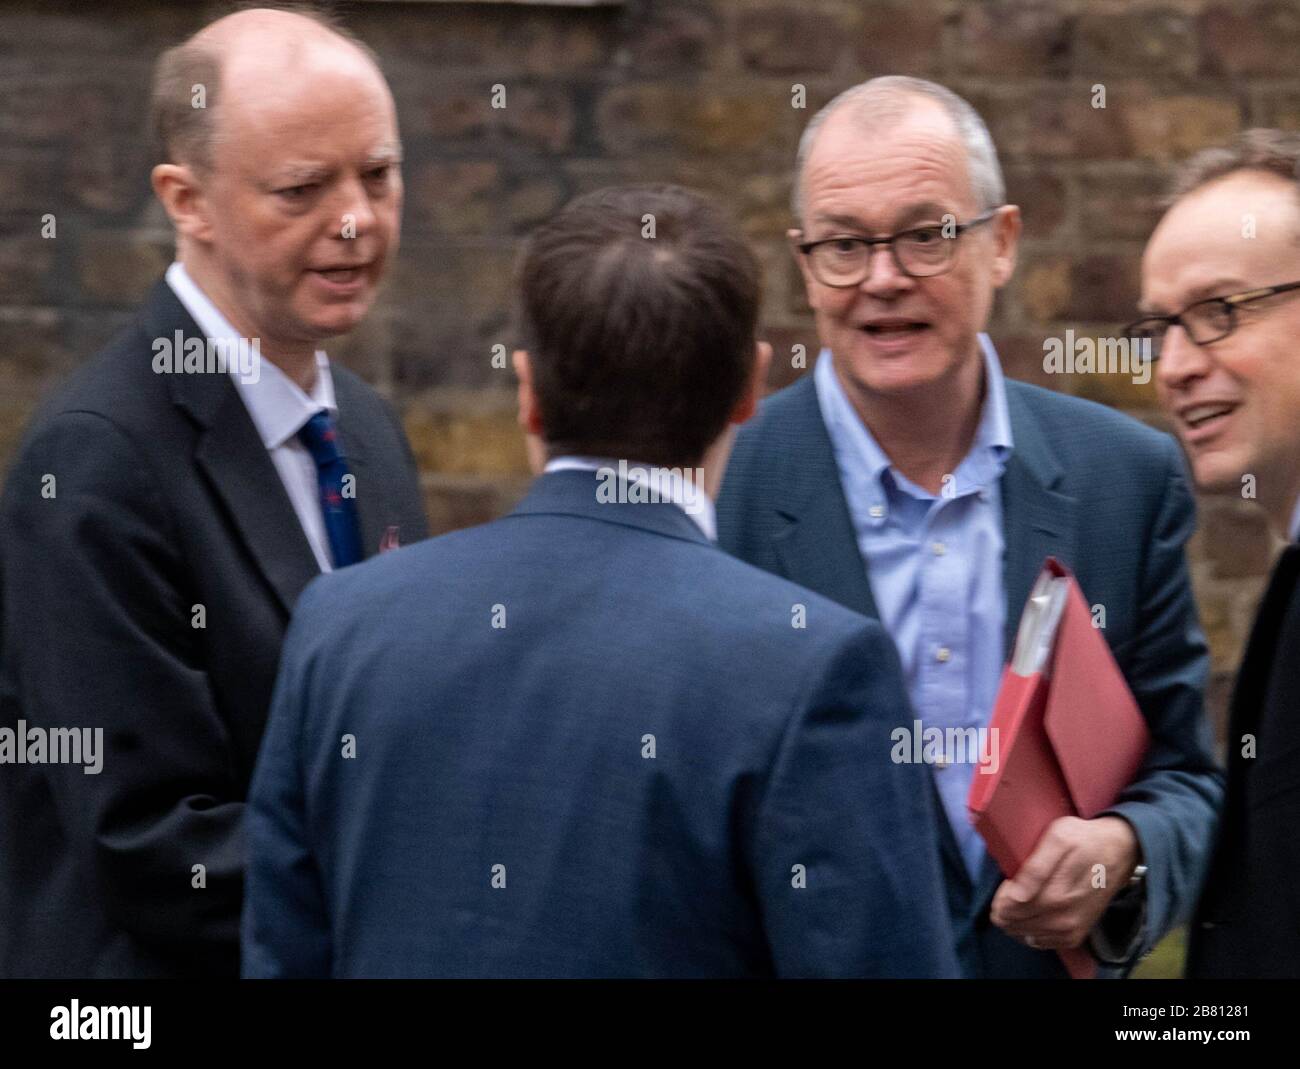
716, 372, 1225, 978
243, 469, 960, 978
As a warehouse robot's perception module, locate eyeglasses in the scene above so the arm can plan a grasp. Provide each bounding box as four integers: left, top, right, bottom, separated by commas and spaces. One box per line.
793, 209, 1002, 286
1123, 280, 1300, 358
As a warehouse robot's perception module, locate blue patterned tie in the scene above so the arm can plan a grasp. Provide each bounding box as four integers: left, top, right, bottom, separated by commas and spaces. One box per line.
297, 410, 363, 569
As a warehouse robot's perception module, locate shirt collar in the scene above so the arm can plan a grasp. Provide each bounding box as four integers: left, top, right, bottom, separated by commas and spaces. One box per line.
814, 332, 1014, 514
543, 455, 717, 541
165, 261, 336, 450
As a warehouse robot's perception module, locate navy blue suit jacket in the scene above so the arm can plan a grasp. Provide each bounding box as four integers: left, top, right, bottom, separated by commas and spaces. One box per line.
243, 469, 960, 977
716, 372, 1224, 978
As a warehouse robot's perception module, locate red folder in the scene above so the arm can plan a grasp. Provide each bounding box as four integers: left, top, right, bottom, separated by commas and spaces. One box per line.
967, 558, 1150, 979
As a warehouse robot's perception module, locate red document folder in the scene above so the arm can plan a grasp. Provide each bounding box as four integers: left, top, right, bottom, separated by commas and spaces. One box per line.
967, 558, 1150, 979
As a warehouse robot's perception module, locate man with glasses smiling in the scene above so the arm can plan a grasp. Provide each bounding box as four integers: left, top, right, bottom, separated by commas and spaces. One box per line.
718, 76, 1223, 979
1136, 129, 1300, 978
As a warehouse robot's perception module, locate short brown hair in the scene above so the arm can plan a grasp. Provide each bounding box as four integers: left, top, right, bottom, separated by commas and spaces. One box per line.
1166, 128, 1300, 207
518, 185, 761, 467
149, 2, 380, 172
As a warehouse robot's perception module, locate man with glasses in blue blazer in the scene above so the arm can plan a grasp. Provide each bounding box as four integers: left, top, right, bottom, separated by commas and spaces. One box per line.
718, 76, 1224, 979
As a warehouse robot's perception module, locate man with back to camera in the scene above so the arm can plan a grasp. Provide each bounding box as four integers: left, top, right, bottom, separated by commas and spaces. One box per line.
717, 76, 1224, 978
241, 184, 960, 978
0, 7, 427, 977
1134, 129, 1300, 978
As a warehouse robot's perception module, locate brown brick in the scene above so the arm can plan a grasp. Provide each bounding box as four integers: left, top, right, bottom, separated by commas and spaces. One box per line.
1079, 169, 1168, 241
1063, 333, 1158, 410
416, 86, 496, 142
422, 473, 531, 536
1075, 9, 1196, 79
1248, 90, 1300, 132
406, 161, 503, 237
508, 87, 577, 154
1066, 254, 1142, 323
0, 309, 73, 392
1195, 497, 1277, 580
1004, 167, 1067, 238
1201, 1, 1300, 77
0, 146, 62, 214
403, 392, 529, 477
1119, 94, 1241, 165
387, 244, 518, 392
356, 6, 614, 75
597, 83, 798, 159
1206, 670, 1235, 749
969, 88, 1135, 163
953, 2, 1072, 78
0, 393, 37, 480
1191, 576, 1238, 675
415, 84, 574, 154
75, 231, 171, 306
625, 3, 721, 73
738, 9, 845, 75
850, 1, 948, 77
328, 302, 394, 390
0, 230, 56, 305
761, 324, 821, 393
990, 332, 1058, 391
1018, 254, 1072, 324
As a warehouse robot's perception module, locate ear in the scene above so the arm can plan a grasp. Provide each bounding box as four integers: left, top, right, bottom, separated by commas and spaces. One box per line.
729, 340, 772, 425
512, 349, 544, 436
989, 204, 1022, 289
151, 163, 215, 244
788, 227, 821, 309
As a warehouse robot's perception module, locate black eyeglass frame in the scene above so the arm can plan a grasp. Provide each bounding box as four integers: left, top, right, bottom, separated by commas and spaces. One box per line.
1123, 280, 1300, 356
792, 208, 1003, 286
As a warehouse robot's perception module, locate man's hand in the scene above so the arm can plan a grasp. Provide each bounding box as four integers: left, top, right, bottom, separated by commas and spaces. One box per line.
989, 815, 1140, 951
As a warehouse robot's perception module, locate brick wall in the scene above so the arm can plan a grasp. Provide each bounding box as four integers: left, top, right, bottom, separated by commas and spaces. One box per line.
3, 0, 1296, 743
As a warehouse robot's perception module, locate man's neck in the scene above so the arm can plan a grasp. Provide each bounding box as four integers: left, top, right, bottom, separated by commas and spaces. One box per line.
835, 351, 985, 496
178, 255, 319, 392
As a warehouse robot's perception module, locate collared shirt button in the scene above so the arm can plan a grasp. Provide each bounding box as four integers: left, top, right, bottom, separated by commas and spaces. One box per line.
936, 646, 952, 663
931, 541, 946, 556
869, 504, 885, 519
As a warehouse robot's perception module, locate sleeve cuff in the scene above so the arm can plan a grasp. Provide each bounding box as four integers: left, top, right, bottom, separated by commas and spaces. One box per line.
1088, 880, 1147, 968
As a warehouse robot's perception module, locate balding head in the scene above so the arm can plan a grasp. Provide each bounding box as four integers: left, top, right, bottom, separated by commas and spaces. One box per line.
792, 76, 1004, 224
151, 6, 389, 173
148, 5, 403, 377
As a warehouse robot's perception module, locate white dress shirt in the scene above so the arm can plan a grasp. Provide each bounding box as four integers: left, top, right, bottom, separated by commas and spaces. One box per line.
543, 455, 717, 541
165, 261, 338, 572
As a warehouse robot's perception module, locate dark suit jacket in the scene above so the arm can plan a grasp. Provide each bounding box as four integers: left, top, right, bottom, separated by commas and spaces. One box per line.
716, 371, 1225, 978
242, 469, 959, 978
1187, 544, 1300, 978
0, 279, 428, 977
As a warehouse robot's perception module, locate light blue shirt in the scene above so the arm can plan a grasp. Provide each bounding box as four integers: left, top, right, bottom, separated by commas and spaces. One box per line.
815, 336, 1014, 878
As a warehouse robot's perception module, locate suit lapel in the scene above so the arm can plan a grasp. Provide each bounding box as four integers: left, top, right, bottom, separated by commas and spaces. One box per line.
763, 378, 974, 880
332, 376, 385, 561
767, 376, 879, 619
972, 382, 1079, 911
1227, 544, 1300, 745
147, 281, 321, 615
195, 392, 321, 614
